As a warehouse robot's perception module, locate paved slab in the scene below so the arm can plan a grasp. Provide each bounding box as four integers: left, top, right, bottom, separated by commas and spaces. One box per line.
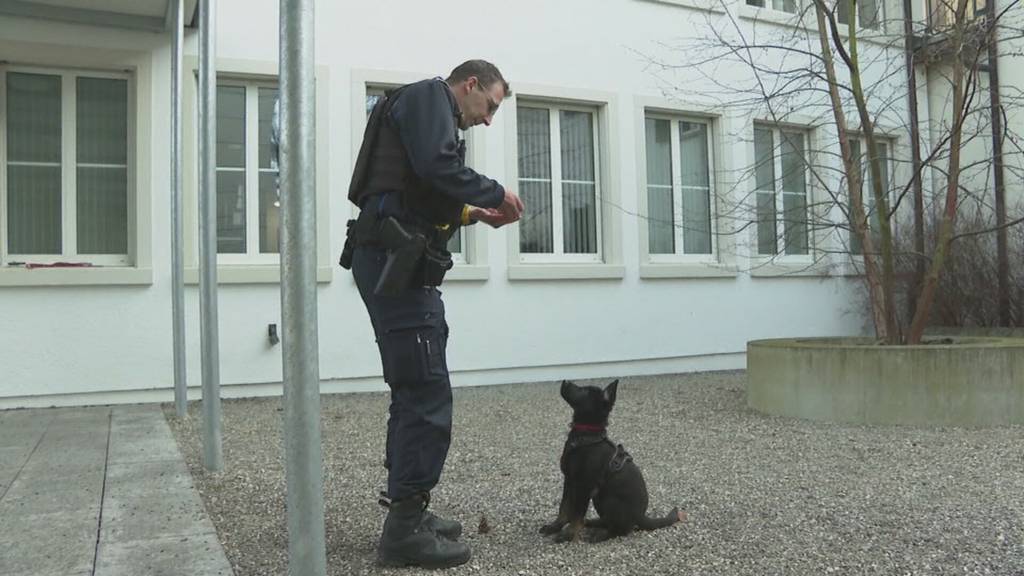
0, 404, 234, 576
94, 532, 234, 576
0, 509, 100, 576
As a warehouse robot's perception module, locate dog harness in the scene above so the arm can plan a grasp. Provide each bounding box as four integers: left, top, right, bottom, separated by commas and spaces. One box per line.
565, 423, 634, 486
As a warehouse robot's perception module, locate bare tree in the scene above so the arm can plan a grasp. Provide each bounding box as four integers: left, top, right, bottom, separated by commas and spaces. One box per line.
638, 0, 1023, 343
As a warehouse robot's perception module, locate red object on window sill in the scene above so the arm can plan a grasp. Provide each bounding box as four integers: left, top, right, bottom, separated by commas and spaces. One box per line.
22, 262, 95, 270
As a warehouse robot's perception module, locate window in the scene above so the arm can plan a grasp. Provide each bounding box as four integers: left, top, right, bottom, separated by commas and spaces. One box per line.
2, 68, 131, 266
644, 115, 714, 258
517, 103, 602, 261
837, 0, 884, 30
214, 80, 279, 262
848, 138, 892, 254
181, 60, 331, 284
928, 0, 986, 30
366, 87, 463, 258
754, 126, 810, 256
746, 0, 797, 14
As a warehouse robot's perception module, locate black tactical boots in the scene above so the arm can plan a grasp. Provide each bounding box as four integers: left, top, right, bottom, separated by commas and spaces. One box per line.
376, 492, 470, 569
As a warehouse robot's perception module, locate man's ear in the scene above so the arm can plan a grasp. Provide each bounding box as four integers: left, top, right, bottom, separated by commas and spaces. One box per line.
604, 379, 619, 406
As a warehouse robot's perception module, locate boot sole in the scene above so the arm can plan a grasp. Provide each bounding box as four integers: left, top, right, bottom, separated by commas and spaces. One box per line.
376, 548, 471, 570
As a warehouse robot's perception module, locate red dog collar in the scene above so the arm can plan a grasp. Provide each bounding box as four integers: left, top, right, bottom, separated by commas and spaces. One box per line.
571, 423, 606, 433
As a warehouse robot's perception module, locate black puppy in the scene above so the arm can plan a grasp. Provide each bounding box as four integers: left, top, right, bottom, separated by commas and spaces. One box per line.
540, 379, 684, 542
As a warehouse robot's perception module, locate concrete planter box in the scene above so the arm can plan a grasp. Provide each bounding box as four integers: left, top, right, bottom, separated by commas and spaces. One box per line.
927, 327, 1024, 338
747, 337, 1024, 426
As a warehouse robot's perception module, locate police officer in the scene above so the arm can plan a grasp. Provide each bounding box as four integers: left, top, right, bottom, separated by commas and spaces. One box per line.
344, 60, 524, 569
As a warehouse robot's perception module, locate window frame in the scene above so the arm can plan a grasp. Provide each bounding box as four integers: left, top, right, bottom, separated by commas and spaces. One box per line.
634, 97, 738, 280
836, 0, 886, 31
182, 57, 332, 285
740, 0, 889, 34
212, 77, 280, 266
744, 0, 798, 15
642, 111, 719, 264
928, 0, 987, 30
515, 101, 604, 264
1, 65, 136, 268
503, 85, 624, 281
753, 124, 814, 262
847, 135, 895, 256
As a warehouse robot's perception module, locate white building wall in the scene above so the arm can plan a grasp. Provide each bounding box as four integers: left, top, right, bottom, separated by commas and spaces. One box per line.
997, 0, 1024, 210
0, 0, 878, 408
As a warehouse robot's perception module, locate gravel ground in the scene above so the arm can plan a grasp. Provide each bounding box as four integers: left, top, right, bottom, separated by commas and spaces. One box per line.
164, 371, 1024, 576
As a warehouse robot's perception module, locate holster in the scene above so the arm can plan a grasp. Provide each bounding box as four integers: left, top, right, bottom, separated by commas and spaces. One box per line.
338, 220, 357, 269
374, 217, 427, 297
338, 207, 382, 270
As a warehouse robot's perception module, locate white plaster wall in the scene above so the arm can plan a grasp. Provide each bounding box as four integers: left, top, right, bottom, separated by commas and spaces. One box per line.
0, 0, 876, 407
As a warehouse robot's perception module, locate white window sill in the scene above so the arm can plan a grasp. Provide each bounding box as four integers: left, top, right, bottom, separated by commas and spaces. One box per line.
834, 256, 870, 277
0, 266, 153, 286
748, 260, 833, 277
739, 4, 803, 26
445, 265, 489, 282
637, 0, 726, 13
640, 262, 738, 279
185, 266, 333, 285
738, 4, 892, 45
507, 264, 626, 281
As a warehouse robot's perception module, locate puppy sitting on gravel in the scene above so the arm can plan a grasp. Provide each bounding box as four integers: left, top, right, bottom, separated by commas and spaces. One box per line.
541, 379, 685, 542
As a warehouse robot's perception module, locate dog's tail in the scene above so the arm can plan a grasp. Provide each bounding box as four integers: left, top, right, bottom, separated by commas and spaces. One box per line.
636, 507, 686, 531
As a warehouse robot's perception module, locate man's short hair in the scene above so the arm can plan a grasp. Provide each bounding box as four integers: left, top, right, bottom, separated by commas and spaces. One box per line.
446, 60, 511, 97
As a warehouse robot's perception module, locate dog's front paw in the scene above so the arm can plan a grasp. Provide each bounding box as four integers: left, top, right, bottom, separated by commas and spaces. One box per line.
539, 520, 564, 535
553, 526, 579, 544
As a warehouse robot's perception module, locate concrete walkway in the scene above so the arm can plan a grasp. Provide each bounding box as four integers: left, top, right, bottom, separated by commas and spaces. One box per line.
0, 404, 233, 576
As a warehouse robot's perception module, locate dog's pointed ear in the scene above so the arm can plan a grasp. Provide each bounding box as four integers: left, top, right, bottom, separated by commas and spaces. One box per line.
604, 379, 619, 406
560, 380, 575, 401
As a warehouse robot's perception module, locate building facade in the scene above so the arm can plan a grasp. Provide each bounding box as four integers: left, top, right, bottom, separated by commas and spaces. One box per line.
1, 0, 1019, 407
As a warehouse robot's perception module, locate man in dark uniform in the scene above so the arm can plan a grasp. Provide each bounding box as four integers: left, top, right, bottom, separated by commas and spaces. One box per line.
344, 60, 523, 569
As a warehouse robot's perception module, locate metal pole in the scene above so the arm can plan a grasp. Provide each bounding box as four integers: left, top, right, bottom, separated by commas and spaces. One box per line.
199, 0, 223, 471
170, 0, 187, 419
279, 0, 327, 573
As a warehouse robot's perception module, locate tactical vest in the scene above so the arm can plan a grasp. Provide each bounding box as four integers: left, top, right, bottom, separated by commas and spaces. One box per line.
348, 83, 464, 227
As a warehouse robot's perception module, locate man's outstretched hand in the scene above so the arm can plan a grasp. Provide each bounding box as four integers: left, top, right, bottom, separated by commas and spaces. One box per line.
470, 207, 517, 228
470, 189, 524, 228
499, 188, 524, 220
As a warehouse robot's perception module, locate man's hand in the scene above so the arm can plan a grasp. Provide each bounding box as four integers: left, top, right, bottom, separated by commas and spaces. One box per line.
469, 206, 518, 228
470, 188, 524, 228
499, 188, 524, 220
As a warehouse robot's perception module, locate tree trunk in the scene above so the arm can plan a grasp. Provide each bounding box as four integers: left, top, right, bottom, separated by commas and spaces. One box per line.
841, 0, 900, 342
902, 0, 927, 323
984, 0, 1010, 326
813, 0, 891, 340
908, 1, 970, 342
